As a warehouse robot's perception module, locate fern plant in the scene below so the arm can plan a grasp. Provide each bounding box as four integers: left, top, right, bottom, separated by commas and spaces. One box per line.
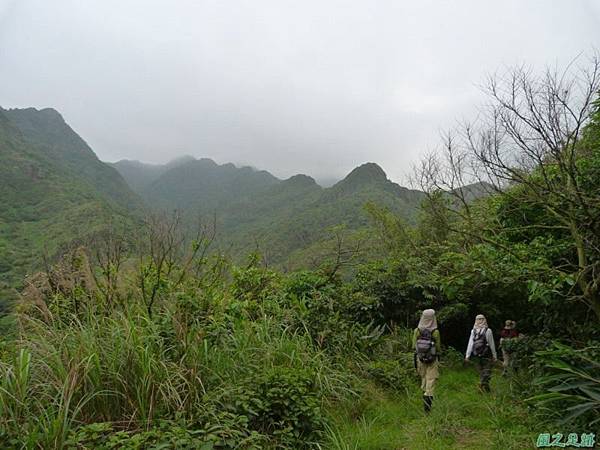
530, 342, 600, 427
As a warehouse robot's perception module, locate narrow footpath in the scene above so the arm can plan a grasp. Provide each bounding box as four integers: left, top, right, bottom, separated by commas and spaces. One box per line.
330, 366, 538, 449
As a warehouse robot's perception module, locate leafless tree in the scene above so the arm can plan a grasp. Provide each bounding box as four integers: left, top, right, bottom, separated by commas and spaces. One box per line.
414, 55, 600, 319
26, 245, 95, 320
137, 211, 217, 318
310, 226, 363, 284
87, 224, 128, 310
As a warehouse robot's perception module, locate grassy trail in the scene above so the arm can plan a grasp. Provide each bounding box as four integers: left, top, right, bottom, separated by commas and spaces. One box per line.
329, 364, 538, 449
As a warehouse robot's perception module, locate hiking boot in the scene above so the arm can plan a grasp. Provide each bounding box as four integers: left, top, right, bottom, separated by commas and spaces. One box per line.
423, 395, 433, 413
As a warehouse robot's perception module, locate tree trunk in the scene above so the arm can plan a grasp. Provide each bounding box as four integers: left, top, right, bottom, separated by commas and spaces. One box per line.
583, 283, 600, 321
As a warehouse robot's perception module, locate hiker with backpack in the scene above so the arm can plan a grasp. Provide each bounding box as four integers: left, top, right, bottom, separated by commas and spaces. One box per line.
464, 314, 497, 392
413, 309, 441, 413
499, 320, 519, 375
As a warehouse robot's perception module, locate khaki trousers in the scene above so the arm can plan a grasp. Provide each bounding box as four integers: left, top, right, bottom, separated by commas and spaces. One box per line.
417, 360, 439, 396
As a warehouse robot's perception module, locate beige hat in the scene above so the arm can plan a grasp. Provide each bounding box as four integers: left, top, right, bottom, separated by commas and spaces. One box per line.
504, 320, 516, 329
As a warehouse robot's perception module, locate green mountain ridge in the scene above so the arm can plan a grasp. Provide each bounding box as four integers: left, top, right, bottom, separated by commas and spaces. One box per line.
113, 156, 426, 266
5, 108, 141, 211
108, 155, 199, 192
0, 106, 142, 302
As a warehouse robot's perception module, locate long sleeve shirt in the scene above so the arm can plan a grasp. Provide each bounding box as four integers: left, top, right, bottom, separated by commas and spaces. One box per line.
412, 328, 442, 355
465, 328, 497, 359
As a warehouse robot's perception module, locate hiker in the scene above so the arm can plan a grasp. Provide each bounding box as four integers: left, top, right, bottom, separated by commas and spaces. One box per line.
499, 320, 519, 375
464, 314, 497, 392
413, 309, 441, 413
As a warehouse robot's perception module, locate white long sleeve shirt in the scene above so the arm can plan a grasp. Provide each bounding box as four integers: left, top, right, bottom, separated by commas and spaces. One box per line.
465, 328, 497, 359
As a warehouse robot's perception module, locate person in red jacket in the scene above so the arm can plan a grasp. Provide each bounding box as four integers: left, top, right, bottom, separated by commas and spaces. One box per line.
499, 320, 519, 375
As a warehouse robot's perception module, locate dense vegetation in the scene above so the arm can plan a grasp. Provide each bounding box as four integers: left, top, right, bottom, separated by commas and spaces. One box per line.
1, 58, 600, 448
0, 219, 538, 448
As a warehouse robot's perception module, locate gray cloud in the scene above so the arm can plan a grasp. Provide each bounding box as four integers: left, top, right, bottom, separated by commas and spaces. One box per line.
1, 0, 599, 183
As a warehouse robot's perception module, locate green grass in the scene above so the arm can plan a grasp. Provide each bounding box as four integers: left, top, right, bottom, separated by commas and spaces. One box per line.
326, 365, 538, 449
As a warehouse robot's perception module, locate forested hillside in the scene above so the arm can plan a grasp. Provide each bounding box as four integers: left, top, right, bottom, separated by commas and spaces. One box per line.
0, 107, 142, 308
113, 158, 425, 266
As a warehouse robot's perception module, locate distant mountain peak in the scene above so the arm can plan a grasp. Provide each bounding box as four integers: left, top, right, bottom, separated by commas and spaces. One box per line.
39, 107, 63, 120
340, 162, 388, 186
282, 174, 317, 187
166, 155, 196, 166
451, 181, 495, 201
8, 106, 65, 124
113, 159, 150, 167
113, 155, 197, 170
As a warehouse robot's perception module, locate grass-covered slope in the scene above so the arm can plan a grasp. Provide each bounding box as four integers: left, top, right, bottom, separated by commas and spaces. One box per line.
0, 107, 142, 301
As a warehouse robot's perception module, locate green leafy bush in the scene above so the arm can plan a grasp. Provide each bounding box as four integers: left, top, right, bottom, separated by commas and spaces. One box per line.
363, 358, 413, 392
223, 367, 324, 448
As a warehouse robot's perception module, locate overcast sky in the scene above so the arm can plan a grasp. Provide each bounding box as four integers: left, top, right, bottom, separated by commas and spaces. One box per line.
1, 1, 599, 183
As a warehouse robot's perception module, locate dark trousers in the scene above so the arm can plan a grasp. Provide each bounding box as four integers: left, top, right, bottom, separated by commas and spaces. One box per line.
474, 356, 492, 389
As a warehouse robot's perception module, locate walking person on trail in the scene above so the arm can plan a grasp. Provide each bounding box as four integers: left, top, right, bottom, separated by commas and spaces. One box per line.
499, 320, 519, 375
412, 309, 441, 413
464, 314, 497, 392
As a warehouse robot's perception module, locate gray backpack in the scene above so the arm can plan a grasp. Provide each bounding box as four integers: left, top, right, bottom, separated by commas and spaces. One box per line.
472, 328, 490, 357
416, 328, 437, 363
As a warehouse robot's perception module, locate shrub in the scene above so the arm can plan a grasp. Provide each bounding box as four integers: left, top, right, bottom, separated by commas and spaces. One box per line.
223, 367, 324, 448
363, 358, 413, 393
